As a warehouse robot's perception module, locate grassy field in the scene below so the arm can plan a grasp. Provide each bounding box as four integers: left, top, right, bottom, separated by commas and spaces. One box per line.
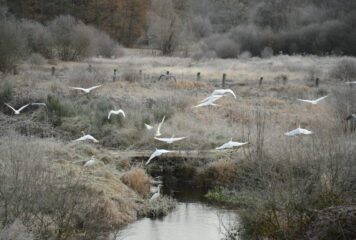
2, 49, 354, 148
1, 49, 356, 239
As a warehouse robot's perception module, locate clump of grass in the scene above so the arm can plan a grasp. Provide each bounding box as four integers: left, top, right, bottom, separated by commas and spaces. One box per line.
206, 188, 264, 207
168, 80, 208, 89
270, 85, 309, 99
46, 94, 75, 126
65, 66, 107, 87
196, 159, 239, 187
152, 100, 175, 121
141, 196, 176, 218
121, 167, 150, 196
90, 99, 123, 130
83, 195, 137, 234
121, 69, 140, 83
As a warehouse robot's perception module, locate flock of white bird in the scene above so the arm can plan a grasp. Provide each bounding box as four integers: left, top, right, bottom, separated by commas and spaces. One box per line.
4, 82, 330, 164
4, 78, 348, 201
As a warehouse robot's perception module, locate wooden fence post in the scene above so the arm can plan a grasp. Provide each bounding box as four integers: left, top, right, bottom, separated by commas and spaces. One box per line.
113, 69, 117, 81
197, 72, 201, 81
222, 73, 226, 88
259, 77, 263, 87
51, 66, 55, 76
315, 77, 319, 88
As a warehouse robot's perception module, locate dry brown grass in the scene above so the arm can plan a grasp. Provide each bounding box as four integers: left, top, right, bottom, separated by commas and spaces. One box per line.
167, 79, 209, 89
262, 97, 286, 107
270, 84, 309, 96
197, 159, 240, 187
120, 167, 151, 196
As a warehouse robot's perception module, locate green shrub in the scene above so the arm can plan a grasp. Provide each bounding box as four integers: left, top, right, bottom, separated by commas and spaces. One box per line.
152, 101, 174, 121
92, 100, 124, 130
46, 95, 75, 126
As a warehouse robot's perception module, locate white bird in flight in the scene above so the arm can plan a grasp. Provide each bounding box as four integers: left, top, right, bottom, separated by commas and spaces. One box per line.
154, 136, 186, 144
83, 156, 99, 167
108, 109, 125, 119
74, 132, 99, 143
150, 184, 162, 201
145, 123, 153, 130
69, 85, 102, 93
284, 127, 313, 136
145, 149, 175, 165
193, 95, 223, 108
155, 116, 166, 137
216, 139, 248, 150
297, 96, 328, 105
4, 103, 30, 115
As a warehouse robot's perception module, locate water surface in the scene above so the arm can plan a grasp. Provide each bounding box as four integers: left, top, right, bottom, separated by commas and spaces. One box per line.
118, 185, 239, 240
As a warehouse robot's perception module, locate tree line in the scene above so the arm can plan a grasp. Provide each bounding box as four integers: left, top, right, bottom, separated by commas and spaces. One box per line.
3, 0, 356, 57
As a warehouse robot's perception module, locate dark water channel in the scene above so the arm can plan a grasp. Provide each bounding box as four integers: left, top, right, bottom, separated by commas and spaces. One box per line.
118, 182, 240, 240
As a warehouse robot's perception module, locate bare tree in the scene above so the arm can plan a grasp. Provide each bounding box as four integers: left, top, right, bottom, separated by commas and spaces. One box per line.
148, 0, 188, 55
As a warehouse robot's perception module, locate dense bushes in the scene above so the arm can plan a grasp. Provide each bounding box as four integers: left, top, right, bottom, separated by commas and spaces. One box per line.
121, 167, 150, 196
329, 59, 356, 82
21, 20, 54, 59
0, 10, 124, 72
46, 95, 75, 126
208, 130, 356, 239
188, 0, 356, 58
0, 17, 27, 72
0, 135, 142, 239
48, 15, 124, 61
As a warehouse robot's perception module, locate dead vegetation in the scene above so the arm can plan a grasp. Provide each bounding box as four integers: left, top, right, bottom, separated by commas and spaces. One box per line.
121, 167, 151, 196
1, 51, 355, 239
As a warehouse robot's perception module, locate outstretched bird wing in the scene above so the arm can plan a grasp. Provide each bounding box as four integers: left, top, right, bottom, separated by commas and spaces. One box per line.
227, 89, 237, 99
69, 87, 85, 91
87, 85, 102, 91
4, 103, 16, 112
146, 150, 159, 165
18, 104, 30, 112
118, 109, 126, 117
31, 102, 46, 107
315, 95, 328, 103
284, 129, 298, 136
297, 99, 313, 104
87, 135, 99, 143
212, 89, 236, 99
155, 116, 165, 136
216, 142, 229, 150
172, 137, 186, 141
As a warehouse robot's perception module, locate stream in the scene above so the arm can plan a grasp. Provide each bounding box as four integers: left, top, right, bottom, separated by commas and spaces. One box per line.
118, 183, 240, 240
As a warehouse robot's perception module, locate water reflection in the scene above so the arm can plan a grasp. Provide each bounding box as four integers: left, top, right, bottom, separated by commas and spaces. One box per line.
118, 202, 239, 240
